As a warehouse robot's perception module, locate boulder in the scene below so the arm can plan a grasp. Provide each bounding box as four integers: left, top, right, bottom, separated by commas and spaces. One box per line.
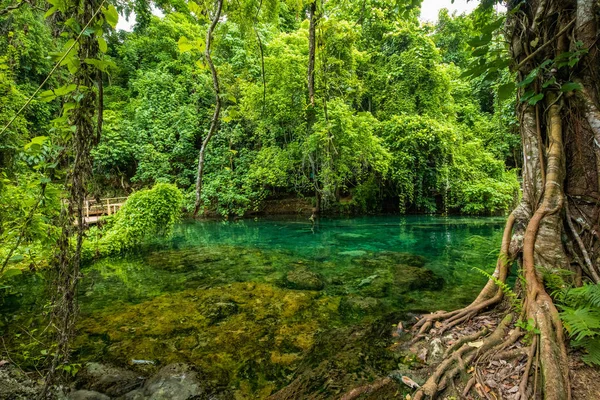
357, 251, 427, 269
67, 390, 110, 400
282, 268, 324, 291
357, 271, 392, 298
139, 363, 204, 400
81, 362, 142, 397
0, 365, 40, 400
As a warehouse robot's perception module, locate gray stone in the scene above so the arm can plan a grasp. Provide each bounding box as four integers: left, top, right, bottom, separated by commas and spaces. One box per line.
141, 363, 204, 400
83, 362, 142, 396
121, 389, 146, 400
68, 390, 110, 400
0, 365, 41, 399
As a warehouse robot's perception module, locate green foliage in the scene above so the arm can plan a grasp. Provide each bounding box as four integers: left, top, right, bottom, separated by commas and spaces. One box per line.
557, 284, 600, 366
85, 184, 183, 258
472, 266, 521, 313
84, 5, 519, 216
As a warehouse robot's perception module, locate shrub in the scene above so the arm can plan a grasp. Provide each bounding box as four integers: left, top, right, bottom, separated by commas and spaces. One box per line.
84, 183, 183, 258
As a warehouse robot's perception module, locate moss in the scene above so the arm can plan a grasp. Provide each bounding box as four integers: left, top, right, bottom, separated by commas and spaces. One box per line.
280, 268, 325, 291
76, 282, 341, 397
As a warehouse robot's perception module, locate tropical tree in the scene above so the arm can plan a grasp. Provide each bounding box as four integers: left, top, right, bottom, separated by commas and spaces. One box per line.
411, 1, 600, 399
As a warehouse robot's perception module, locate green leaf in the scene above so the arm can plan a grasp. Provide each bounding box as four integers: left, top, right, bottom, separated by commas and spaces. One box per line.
497, 83, 515, 102
472, 46, 489, 57
1, 268, 23, 278
527, 93, 544, 105
481, 18, 504, 34
30, 136, 48, 145
518, 69, 538, 87
560, 82, 582, 92
188, 1, 202, 16
542, 76, 556, 88
40, 90, 57, 102
44, 6, 57, 18
84, 58, 116, 72
178, 36, 194, 53
98, 36, 108, 53
103, 5, 119, 28
467, 33, 492, 48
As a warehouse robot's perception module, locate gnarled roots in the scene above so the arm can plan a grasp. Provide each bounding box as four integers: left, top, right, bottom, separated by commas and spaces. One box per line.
409, 206, 570, 400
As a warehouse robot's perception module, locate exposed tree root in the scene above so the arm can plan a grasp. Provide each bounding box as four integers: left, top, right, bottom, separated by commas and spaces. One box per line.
413, 314, 514, 400
338, 376, 393, 400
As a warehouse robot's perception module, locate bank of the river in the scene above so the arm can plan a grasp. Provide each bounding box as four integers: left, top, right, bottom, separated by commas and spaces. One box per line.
1, 215, 507, 398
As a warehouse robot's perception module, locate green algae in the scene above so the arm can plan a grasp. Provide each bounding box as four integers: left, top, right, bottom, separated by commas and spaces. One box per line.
1, 215, 505, 398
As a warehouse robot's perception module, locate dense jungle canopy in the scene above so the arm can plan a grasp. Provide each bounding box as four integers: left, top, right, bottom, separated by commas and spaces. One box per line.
1, 0, 600, 399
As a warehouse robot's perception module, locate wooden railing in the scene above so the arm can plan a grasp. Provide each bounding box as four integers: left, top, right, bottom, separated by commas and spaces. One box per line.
83, 197, 127, 224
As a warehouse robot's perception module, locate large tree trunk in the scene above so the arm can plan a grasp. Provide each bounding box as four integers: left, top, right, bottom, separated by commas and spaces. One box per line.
193, 0, 223, 218
409, 1, 600, 399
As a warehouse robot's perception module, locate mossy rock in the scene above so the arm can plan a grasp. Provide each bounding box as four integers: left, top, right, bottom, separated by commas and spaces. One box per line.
204, 301, 239, 325
281, 268, 325, 291
357, 270, 393, 298
356, 251, 427, 269
338, 295, 381, 317
77, 362, 141, 397
392, 264, 444, 291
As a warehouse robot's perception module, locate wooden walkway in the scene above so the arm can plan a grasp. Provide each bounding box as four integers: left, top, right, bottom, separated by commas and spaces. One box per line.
82, 197, 127, 225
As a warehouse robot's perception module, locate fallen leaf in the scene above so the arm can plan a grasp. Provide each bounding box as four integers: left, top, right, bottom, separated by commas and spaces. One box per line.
401, 376, 420, 389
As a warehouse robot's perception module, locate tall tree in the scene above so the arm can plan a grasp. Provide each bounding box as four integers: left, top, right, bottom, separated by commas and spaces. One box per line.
411, 1, 600, 399
193, 0, 224, 217
306, 0, 320, 213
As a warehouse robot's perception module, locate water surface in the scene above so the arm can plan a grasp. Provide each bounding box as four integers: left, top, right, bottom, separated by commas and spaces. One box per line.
1, 215, 506, 397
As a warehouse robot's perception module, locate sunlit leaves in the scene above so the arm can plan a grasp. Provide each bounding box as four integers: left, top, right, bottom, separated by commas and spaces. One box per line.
103, 4, 119, 28
178, 36, 205, 53
84, 58, 116, 72
98, 36, 108, 53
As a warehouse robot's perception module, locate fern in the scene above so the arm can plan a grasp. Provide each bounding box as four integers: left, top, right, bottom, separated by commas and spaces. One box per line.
565, 284, 600, 308
573, 337, 600, 367
558, 306, 600, 341
472, 267, 521, 313
558, 284, 600, 366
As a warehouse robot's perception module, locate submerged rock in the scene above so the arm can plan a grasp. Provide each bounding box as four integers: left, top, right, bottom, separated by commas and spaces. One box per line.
357, 271, 392, 298
338, 295, 381, 316
392, 264, 444, 291
338, 250, 367, 257
357, 251, 427, 269
204, 301, 239, 325
282, 268, 324, 291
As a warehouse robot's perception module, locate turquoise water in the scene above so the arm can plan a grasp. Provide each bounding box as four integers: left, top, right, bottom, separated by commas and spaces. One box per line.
0, 215, 506, 398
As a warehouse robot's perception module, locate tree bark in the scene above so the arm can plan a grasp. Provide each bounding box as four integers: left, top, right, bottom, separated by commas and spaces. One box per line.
193, 0, 223, 218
